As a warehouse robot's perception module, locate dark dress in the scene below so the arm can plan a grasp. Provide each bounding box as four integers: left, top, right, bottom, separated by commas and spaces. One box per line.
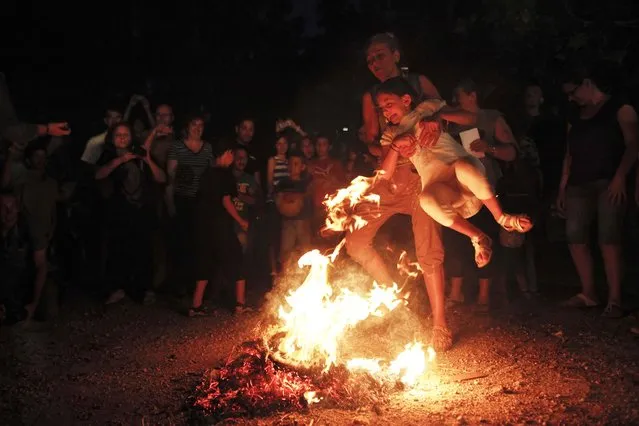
97, 149, 155, 300
194, 166, 242, 282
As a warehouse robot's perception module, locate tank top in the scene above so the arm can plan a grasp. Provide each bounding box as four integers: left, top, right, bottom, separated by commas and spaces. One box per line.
567, 97, 625, 186
272, 156, 289, 188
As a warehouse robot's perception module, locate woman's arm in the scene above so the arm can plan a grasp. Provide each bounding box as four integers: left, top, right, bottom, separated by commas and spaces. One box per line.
362, 92, 380, 145
491, 116, 518, 162
96, 155, 130, 180
418, 75, 441, 99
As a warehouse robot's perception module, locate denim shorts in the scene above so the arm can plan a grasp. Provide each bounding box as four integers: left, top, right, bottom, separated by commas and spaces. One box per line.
565, 179, 625, 244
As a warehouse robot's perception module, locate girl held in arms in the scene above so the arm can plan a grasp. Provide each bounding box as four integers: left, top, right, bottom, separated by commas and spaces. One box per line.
377, 77, 533, 267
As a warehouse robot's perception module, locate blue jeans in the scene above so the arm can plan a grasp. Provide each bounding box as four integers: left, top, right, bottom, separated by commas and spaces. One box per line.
565, 179, 625, 244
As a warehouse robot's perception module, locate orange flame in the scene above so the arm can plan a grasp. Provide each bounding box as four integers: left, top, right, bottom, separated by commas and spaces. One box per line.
268, 249, 435, 387
322, 174, 383, 234
266, 174, 435, 389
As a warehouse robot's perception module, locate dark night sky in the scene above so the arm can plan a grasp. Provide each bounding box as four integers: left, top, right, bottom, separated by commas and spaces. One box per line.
2, 0, 638, 141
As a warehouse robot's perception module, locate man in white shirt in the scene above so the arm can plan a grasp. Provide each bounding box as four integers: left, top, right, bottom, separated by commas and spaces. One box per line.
80, 108, 123, 165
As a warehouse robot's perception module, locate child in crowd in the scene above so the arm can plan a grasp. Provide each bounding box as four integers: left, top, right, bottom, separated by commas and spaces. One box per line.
308, 135, 345, 238
275, 150, 313, 269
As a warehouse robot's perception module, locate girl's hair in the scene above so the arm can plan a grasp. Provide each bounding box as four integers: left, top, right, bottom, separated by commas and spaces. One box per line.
366, 32, 400, 53
374, 76, 419, 107
276, 128, 301, 147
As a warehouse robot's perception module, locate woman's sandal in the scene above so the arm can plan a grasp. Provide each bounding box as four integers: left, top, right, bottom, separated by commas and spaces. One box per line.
471, 234, 493, 268
431, 326, 453, 352
498, 214, 534, 233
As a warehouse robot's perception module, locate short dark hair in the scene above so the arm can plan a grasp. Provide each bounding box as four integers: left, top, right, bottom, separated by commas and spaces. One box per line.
287, 149, 304, 160
454, 78, 478, 95
236, 117, 255, 127
375, 76, 419, 107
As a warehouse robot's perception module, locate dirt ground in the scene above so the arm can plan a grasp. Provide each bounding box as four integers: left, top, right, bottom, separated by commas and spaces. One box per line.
1, 243, 639, 425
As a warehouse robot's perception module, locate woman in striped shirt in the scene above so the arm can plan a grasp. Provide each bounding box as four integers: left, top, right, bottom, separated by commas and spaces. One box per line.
266, 135, 290, 200
165, 114, 213, 293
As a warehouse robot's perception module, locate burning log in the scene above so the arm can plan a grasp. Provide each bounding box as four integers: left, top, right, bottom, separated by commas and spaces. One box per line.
191, 340, 390, 421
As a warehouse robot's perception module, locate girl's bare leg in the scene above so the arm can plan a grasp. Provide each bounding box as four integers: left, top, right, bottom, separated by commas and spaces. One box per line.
419, 183, 492, 267
453, 160, 532, 232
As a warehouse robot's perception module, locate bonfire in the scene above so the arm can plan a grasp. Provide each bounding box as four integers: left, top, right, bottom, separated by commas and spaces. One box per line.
192, 175, 436, 421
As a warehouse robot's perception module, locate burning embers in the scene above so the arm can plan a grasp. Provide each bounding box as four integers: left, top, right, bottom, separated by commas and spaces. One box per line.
193, 248, 436, 420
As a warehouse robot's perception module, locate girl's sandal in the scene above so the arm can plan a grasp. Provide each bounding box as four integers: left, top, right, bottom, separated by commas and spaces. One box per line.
498, 214, 533, 233
471, 234, 493, 268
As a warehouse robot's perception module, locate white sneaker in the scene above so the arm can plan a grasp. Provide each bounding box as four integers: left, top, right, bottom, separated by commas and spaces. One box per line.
105, 289, 126, 305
